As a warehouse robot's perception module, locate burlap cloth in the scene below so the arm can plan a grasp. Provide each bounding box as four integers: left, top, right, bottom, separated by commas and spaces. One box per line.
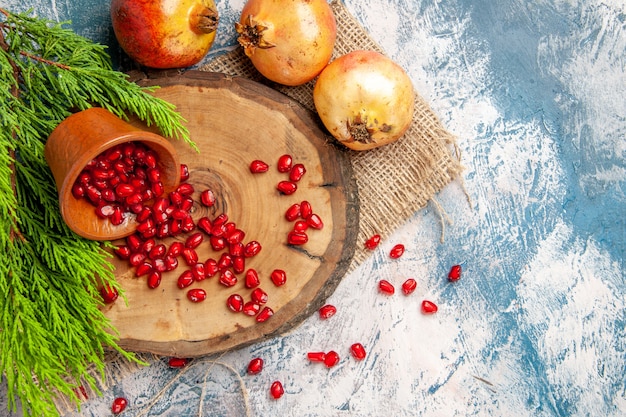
58, 1, 463, 413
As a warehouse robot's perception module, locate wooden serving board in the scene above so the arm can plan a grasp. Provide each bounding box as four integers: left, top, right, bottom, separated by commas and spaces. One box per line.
101, 71, 358, 357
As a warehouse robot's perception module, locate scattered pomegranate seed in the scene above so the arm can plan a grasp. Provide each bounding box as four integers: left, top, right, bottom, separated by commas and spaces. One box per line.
111, 397, 128, 414
180, 164, 189, 181
247, 357, 264, 375
182, 248, 198, 266
285, 203, 301, 221
306, 213, 324, 230
147, 271, 162, 289
243, 240, 262, 257
135, 262, 152, 277
242, 301, 260, 316
270, 269, 287, 286
244, 268, 261, 288
100, 285, 118, 304
287, 230, 308, 245
323, 351, 340, 368
307, 352, 326, 362
364, 234, 381, 250
448, 264, 462, 281
401, 278, 417, 295
277, 180, 297, 195
227, 294, 244, 312
293, 220, 308, 232
249, 159, 269, 173
421, 300, 438, 314
256, 306, 274, 322
277, 154, 293, 173
187, 288, 207, 303
389, 244, 405, 259
300, 200, 312, 219
176, 183, 194, 196
185, 232, 204, 249
289, 163, 306, 182
350, 343, 366, 360
318, 304, 337, 319
270, 380, 284, 399
219, 270, 238, 287
168, 357, 189, 368
378, 280, 395, 295
200, 189, 216, 207
251, 288, 268, 304
177, 270, 194, 289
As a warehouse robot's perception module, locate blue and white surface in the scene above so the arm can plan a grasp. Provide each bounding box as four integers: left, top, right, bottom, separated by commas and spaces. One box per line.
0, 0, 624, 416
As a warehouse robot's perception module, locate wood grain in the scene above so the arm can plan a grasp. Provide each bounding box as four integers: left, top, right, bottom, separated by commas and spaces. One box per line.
101, 71, 359, 357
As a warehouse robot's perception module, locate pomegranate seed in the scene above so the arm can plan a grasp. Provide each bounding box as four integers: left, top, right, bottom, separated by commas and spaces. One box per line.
163, 255, 178, 271
219, 270, 237, 287
126, 234, 142, 252
249, 159, 269, 173
307, 352, 326, 362
277, 154, 292, 173
389, 244, 405, 259
350, 343, 366, 360
152, 258, 167, 273
176, 183, 194, 196
226, 228, 245, 245
421, 300, 438, 314
318, 304, 337, 319
147, 271, 162, 289
152, 181, 164, 196
277, 181, 297, 195
185, 232, 204, 249
167, 241, 185, 258
217, 253, 233, 270
204, 258, 219, 277
300, 200, 312, 219
210, 235, 227, 251
192, 263, 207, 281
364, 234, 381, 250
232, 256, 245, 274
187, 288, 207, 302
247, 357, 264, 374
401, 278, 417, 295
182, 248, 198, 266
287, 230, 308, 245
147, 167, 160, 183
114, 245, 131, 260
256, 306, 274, 322
242, 301, 260, 316
181, 216, 195, 233
169, 190, 183, 206
136, 206, 152, 223
251, 288, 268, 304
378, 280, 395, 295
285, 203, 301, 221
200, 189, 216, 207
180, 164, 189, 181
177, 270, 194, 289
100, 285, 118, 304
144, 152, 157, 169
101, 188, 116, 202
288, 163, 306, 182
245, 268, 260, 288
85, 187, 101, 204
270, 269, 287, 286
111, 397, 128, 414
71, 183, 85, 199
243, 241, 262, 257
115, 183, 135, 198
306, 213, 324, 230
197, 217, 212, 234
135, 262, 152, 277
293, 220, 308, 232
140, 238, 156, 255
270, 380, 284, 399
168, 357, 189, 368
324, 350, 340, 368
129, 252, 146, 267
448, 264, 462, 281
148, 244, 166, 260
227, 294, 244, 312
110, 206, 124, 225
229, 242, 244, 257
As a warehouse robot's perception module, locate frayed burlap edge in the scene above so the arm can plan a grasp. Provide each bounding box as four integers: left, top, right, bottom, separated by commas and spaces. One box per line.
56, 1, 463, 414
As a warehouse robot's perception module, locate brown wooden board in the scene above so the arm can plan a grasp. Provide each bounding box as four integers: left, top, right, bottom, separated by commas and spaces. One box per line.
101, 71, 359, 357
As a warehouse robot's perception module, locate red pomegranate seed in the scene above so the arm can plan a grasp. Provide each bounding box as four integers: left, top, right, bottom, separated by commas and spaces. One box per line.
378, 280, 395, 295
242, 301, 260, 316
318, 304, 337, 319
448, 264, 462, 281
389, 244, 405, 259
163, 255, 178, 271
101, 188, 116, 202
307, 352, 326, 362
181, 216, 195, 233
100, 285, 118, 304
287, 231, 308, 245
226, 228, 245, 245
219, 270, 237, 287
210, 235, 227, 251
192, 263, 206, 281
401, 278, 417, 295
180, 164, 189, 181
148, 244, 166, 260
256, 306, 274, 322
229, 242, 244, 257
185, 232, 204, 249
300, 200, 312, 219
182, 248, 198, 266
205, 258, 219, 277
136, 206, 152, 223
140, 238, 156, 255
364, 234, 381, 250
249, 159, 269, 173
324, 351, 340, 368
288, 163, 306, 182
126, 234, 142, 252
177, 270, 194, 289
152, 258, 167, 273
277, 181, 297, 195
147, 167, 160, 183
114, 183, 135, 198
168, 357, 189, 368
270, 269, 287, 286
169, 190, 183, 206
135, 262, 152, 277
243, 241, 262, 257
421, 300, 438, 314
200, 189, 216, 207
251, 288, 268, 304
197, 217, 212, 234
147, 271, 162, 289
306, 213, 324, 230
152, 181, 164, 197
247, 357, 264, 374
277, 154, 292, 173
176, 183, 194, 196
350, 343, 366, 360
227, 294, 244, 312
285, 203, 301, 221
114, 245, 131, 260
245, 268, 260, 288
232, 256, 245, 274
217, 253, 233, 270
187, 288, 207, 303
110, 206, 124, 225
111, 397, 128, 414
293, 220, 308, 232
270, 380, 284, 399
129, 252, 146, 267
167, 241, 185, 258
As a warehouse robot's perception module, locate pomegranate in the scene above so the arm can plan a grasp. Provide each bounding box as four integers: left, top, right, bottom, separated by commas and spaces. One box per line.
111, 0, 219, 69
235, 0, 336, 86
313, 50, 415, 150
